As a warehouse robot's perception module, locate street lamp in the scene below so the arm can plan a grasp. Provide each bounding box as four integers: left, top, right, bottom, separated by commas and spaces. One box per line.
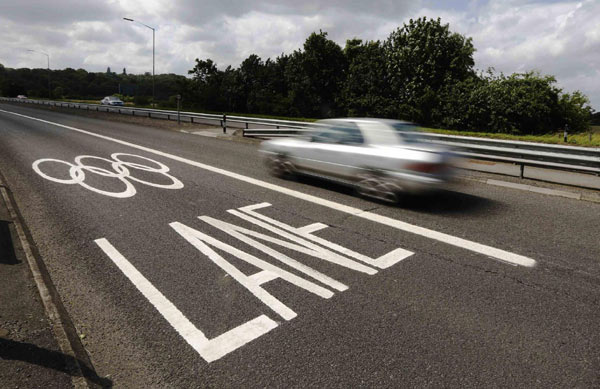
123, 17, 155, 106
27, 49, 51, 99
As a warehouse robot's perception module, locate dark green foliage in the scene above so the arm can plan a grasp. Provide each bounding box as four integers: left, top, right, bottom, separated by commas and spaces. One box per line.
53, 86, 65, 99
384, 17, 476, 123
0, 64, 186, 104
188, 58, 223, 110
0, 16, 594, 134
341, 39, 395, 118
559, 91, 594, 132
435, 71, 592, 134
285, 31, 347, 117
133, 95, 150, 105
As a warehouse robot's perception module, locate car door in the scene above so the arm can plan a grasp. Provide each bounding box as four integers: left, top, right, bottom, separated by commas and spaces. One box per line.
301, 123, 366, 180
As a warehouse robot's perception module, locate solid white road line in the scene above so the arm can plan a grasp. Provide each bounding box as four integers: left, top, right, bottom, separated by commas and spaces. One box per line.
1, 108, 536, 268
95, 238, 278, 362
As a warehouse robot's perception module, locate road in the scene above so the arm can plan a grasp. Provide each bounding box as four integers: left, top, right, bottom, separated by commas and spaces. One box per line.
0, 103, 599, 387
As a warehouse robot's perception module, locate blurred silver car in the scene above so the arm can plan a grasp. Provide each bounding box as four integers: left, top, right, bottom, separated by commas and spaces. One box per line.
260, 118, 454, 202
101, 96, 124, 106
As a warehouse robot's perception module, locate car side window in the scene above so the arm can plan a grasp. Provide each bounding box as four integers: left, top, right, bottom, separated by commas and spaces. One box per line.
311, 129, 341, 143
310, 122, 364, 145
335, 126, 364, 145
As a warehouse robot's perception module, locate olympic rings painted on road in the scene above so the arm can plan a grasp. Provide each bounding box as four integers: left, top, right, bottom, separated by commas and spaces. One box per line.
32, 153, 184, 198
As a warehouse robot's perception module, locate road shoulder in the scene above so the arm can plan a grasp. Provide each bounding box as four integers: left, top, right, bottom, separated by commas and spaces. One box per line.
0, 175, 111, 388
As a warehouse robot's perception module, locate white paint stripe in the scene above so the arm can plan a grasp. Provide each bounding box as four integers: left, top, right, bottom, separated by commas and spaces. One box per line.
199, 215, 349, 291
94, 238, 278, 363
375, 248, 414, 268
171, 220, 334, 304
3, 108, 536, 268
237, 203, 414, 269
227, 210, 378, 275
169, 222, 304, 319
297, 222, 329, 234
249, 270, 280, 285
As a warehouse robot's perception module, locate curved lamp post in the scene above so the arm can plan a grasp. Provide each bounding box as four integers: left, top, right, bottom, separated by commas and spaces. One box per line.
123, 17, 155, 106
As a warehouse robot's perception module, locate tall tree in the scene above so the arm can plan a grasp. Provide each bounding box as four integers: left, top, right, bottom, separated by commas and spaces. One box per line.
384, 17, 475, 123
285, 31, 347, 117
341, 39, 394, 117
188, 58, 222, 110
238, 54, 264, 113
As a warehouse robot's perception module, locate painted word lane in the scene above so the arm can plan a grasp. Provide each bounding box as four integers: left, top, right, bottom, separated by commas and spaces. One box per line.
96, 202, 414, 362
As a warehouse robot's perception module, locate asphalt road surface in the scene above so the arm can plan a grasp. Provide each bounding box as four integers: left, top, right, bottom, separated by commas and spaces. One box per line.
1, 103, 599, 388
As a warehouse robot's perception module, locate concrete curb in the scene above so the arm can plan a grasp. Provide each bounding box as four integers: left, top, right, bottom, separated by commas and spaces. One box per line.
0, 176, 106, 388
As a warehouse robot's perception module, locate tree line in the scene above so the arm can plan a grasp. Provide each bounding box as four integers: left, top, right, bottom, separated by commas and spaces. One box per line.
0, 17, 594, 134
0, 65, 187, 106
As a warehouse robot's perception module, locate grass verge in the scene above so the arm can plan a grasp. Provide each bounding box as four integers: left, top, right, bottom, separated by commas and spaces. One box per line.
419, 126, 600, 147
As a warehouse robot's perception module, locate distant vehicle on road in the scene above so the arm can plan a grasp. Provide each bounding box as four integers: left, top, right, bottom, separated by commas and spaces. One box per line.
16, 95, 27, 99
101, 96, 124, 106
260, 118, 454, 202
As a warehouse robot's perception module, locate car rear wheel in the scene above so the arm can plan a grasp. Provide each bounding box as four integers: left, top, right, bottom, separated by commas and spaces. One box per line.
267, 154, 295, 178
356, 172, 402, 203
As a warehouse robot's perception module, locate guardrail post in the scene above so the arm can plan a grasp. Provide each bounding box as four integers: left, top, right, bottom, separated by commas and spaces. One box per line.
519, 164, 524, 179
176, 94, 181, 125
222, 114, 227, 134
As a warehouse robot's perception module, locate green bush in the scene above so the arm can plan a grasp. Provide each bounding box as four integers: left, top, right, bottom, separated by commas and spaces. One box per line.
434, 71, 592, 134
134, 95, 150, 106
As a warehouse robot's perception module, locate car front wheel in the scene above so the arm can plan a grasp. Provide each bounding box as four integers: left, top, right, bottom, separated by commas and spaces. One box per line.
356, 172, 402, 203
267, 154, 295, 178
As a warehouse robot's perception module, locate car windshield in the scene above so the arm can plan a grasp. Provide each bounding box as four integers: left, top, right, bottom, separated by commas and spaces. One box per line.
108, 96, 119, 100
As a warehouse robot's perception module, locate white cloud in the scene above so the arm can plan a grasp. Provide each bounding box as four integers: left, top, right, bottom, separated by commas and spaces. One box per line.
0, 0, 598, 109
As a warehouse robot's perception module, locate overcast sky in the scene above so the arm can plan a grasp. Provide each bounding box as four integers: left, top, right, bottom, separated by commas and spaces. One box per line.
1, 0, 598, 109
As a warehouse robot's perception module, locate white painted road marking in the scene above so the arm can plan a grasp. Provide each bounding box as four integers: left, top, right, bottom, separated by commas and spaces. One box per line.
171, 220, 334, 314
97, 203, 416, 363
2, 108, 536, 267
95, 238, 278, 363
32, 153, 183, 198
198, 215, 350, 291
236, 203, 414, 269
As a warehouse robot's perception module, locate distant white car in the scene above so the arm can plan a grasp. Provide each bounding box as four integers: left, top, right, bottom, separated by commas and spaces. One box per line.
101, 96, 124, 106
260, 118, 454, 202
16, 95, 27, 99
